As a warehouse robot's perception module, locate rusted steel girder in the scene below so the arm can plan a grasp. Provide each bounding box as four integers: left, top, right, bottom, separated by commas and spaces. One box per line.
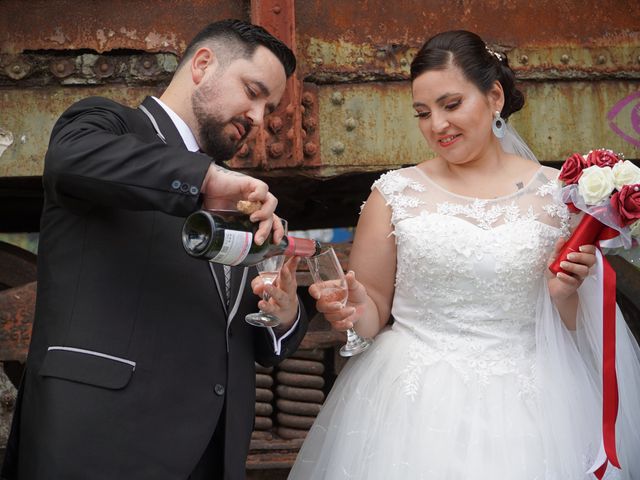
240, 0, 321, 170
0, 282, 35, 363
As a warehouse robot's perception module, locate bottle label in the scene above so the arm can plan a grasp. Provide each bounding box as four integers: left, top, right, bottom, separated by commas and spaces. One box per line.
211, 230, 253, 265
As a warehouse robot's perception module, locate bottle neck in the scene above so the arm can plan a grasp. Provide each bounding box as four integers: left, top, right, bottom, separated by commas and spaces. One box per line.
282, 236, 321, 258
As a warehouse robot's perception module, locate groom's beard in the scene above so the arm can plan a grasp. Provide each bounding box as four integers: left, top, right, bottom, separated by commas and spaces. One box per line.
192, 82, 251, 162
197, 112, 251, 162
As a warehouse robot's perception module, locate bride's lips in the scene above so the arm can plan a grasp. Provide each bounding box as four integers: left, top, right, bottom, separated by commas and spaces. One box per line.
438, 134, 461, 147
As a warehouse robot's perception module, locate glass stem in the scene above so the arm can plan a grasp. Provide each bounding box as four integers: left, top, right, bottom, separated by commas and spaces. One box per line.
346, 328, 361, 344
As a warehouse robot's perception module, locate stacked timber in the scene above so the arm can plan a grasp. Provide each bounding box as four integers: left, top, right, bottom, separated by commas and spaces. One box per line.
275, 349, 325, 439
253, 364, 274, 440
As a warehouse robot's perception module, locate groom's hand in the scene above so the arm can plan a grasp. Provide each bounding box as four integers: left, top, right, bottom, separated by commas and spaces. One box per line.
201, 163, 278, 245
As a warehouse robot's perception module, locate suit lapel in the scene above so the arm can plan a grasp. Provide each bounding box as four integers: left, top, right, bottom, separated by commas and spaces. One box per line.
208, 263, 228, 316
140, 97, 186, 148
141, 97, 230, 312
227, 267, 249, 325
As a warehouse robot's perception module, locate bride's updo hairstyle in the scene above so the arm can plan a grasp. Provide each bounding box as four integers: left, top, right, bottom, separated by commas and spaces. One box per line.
410, 30, 524, 120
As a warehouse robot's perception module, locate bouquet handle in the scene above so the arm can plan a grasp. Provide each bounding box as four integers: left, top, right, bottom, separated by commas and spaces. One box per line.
549, 214, 606, 275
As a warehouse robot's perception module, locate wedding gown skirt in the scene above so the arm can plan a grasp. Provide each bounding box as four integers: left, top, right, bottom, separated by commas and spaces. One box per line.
289, 166, 640, 480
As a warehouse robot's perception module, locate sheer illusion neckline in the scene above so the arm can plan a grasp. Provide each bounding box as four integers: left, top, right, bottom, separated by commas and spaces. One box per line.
413, 165, 544, 202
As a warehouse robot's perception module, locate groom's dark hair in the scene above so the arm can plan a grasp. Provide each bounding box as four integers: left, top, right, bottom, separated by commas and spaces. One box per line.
177, 19, 296, 77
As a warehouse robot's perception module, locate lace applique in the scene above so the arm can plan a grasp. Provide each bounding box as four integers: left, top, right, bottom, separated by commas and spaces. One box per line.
436, 200, 538, 230
537, 180, 571, 235
373, 170, 426, 222
536, 179, 560, 198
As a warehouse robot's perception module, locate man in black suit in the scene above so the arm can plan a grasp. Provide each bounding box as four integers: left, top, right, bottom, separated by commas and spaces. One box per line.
2, 19, 308, 480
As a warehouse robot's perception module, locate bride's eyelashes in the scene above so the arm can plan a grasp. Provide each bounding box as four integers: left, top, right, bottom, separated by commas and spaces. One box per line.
413, 99, 463, 119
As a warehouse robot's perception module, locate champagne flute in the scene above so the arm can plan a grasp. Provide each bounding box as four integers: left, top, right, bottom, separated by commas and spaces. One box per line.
307, 247, 373, 357
245, 219, 288, 328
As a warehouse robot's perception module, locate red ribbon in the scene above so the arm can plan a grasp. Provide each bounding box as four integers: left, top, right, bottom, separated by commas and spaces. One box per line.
594, 257, 620, 478
548, 213, 621, 478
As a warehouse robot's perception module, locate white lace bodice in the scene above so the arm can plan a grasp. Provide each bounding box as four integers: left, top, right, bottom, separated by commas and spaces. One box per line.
372, 165, 571, 398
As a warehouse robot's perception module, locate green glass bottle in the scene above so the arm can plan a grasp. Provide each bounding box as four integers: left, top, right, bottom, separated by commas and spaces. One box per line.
182, 209, 321, 266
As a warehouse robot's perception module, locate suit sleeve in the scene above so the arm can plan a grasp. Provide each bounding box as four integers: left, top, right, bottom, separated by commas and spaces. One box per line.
43, 97, 211, 217
254, 300, 310, 366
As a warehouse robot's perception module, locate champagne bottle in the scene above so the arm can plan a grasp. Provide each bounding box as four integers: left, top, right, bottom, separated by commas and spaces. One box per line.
182, 209, 322, 266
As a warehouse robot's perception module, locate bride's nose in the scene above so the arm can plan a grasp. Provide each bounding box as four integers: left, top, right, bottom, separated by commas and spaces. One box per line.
431, 110, 450, 133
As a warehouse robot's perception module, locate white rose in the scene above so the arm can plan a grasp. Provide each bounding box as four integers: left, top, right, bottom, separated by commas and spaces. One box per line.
578, 165, 615, 205
630, 220, 640, 239
612, 160, 640, 189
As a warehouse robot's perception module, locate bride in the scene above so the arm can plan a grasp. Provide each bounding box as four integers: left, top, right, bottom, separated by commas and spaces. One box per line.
289, 30, 640, 479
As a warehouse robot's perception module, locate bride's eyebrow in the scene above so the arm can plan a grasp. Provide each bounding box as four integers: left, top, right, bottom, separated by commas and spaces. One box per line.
412, 93, 460, 109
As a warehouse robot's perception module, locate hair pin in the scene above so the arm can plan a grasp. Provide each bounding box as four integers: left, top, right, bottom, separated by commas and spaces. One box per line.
485, 45, 503, 62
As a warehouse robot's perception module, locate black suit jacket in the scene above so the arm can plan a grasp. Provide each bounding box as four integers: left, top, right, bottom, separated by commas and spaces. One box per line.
2, 96, 308, 480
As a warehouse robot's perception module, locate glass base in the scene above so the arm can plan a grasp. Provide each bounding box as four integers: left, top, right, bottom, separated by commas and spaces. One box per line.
245, 311, 280, 328
339, 330, 373, 357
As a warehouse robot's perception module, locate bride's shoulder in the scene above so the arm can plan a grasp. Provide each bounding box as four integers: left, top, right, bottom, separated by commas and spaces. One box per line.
372, 165, 424, 191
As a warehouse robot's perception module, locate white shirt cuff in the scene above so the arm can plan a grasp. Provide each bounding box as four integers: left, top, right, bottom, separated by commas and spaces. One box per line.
267, 305, 301, 355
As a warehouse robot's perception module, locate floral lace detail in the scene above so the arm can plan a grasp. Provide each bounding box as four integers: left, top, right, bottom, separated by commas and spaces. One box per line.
538, 179, 571, 235
436, 200, 538, 230
369, 167, 565, 401
536, 179, 560, 198
372, 170, 426, 222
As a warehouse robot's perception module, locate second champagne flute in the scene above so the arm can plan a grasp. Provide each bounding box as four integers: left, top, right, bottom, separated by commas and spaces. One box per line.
307, 247, 373, 357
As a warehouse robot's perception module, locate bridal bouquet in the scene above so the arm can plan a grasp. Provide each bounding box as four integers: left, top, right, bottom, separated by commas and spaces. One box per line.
550, 148, 640, 274
551, 148, 640, 478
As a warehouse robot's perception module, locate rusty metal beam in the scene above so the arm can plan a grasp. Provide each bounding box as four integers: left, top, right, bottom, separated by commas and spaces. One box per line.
0, 0, 247, 55
0, 282, 35, 362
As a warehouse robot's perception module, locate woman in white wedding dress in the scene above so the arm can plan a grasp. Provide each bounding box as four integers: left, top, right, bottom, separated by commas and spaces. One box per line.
289, 30, 640, 480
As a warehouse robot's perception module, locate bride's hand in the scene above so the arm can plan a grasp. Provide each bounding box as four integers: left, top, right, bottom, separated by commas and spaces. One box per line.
309, 271, 367, 332
546, 238, 597, 301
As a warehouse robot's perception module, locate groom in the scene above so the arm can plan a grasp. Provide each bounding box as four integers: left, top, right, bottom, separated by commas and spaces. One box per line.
1, 19, 308, 480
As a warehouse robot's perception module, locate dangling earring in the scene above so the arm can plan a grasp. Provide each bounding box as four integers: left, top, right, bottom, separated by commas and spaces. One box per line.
492, 110, 506, 138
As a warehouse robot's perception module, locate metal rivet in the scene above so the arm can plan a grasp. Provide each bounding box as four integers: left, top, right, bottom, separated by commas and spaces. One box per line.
303, 142, 318, 156
302, 117, 317, 132
560, 54, 570, 64
7, 63, 28, 80
331, 92, 344, 105
56, 62, 66, 73
331, 141, 345, 155
520, 55, 529, 65
597, 55, 606, 65
286, 128, 295, 140
345, 118, 357, 131
143, 60, 152, 69
100, 62, 109, 72
268, 142, 284, 158
272, 5, 281, 14
356, 57, 365, 65
302, 92, 314, 108
268, 116, 283, 134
